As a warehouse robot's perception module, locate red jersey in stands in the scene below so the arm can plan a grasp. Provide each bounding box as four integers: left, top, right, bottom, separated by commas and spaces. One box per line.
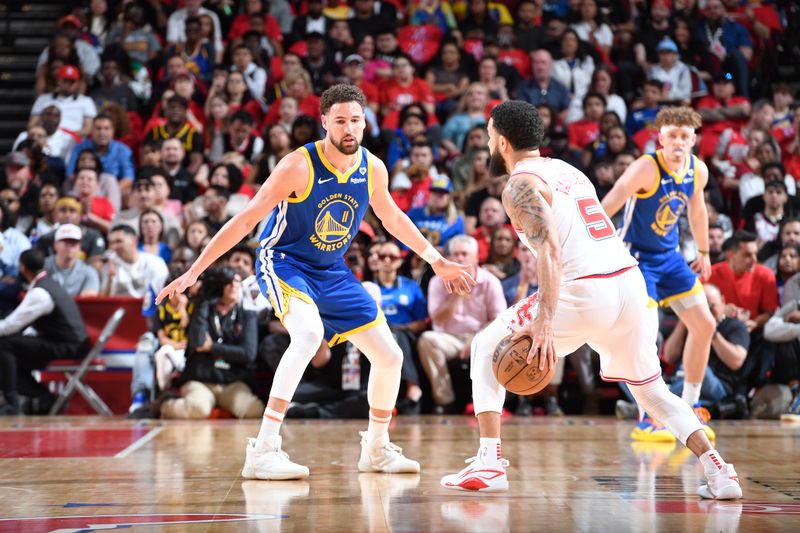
498, 48, 531, 79
709, 261, 778, 322
379, 78, 435, 129
567, 120, 600, 151
227, 13, 283, 42
260, 94, 320, 130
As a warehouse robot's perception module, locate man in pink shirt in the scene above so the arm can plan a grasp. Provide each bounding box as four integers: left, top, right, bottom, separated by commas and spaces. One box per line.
418, 235, 507, 412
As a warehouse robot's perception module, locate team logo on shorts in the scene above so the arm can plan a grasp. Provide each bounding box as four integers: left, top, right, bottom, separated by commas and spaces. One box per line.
310, 193, 359, 251
651, 191, 688, 236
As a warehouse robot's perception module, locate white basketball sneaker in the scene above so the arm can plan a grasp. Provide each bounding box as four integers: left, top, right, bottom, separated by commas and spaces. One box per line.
357, 432, 420, 473
441, 456, 509, 492
698, 463, 742, 500
241, 436, 310, 480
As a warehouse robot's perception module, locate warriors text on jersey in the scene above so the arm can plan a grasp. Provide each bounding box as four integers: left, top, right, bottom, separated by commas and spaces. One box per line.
620, 150, 699, 252
510, 157, 637, 282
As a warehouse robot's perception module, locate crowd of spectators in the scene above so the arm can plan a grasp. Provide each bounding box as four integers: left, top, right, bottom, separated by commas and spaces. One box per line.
0, 0, 799, 419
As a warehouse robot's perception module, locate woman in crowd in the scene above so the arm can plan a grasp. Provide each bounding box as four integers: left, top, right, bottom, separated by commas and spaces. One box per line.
482, 226, 519, 281
138, 208, 172, 263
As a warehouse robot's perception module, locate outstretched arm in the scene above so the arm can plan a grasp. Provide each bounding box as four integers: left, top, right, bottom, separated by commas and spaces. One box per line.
156, 151, 310, 304
503, 174, 561, 370
369, 155, 476, 294
600, 156, 657, 218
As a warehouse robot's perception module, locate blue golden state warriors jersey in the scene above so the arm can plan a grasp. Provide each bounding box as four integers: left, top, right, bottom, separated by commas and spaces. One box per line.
258, 141, 373, 267
621, 151, 699, 253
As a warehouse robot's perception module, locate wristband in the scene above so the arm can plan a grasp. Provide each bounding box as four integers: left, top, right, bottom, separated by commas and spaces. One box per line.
420, 244, 442, 264
697, 249, 709, 256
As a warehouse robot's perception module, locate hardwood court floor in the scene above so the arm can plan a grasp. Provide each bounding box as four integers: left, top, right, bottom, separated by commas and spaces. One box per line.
0, 416, 799, 532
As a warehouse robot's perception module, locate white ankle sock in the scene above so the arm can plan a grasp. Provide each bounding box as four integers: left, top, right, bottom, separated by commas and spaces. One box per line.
699, 449, 726, 475
255, 408, 284, 449
367, 413, 391, 444
682, 382, 702, 406
479, 438, 501, 465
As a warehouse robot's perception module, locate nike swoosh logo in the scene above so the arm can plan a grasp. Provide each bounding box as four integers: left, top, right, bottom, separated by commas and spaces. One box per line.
318, 177, 334, 184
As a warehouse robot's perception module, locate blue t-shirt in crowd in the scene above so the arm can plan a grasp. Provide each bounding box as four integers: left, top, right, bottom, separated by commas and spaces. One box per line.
406, 208, 465, 249
379, 276, 427, 326
626, 106, 660, 135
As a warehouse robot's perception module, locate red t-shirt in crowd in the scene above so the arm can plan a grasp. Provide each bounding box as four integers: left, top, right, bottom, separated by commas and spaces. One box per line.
498, 48, 531, 79
358, 80, 380, 108
390, 174, 431, 213
567, 120, 600, 150
260, 94, 320, 130
227, 13, 283, 42
90, 196, 115, 222
709, 261, 778, 321
379, 78, 435, 129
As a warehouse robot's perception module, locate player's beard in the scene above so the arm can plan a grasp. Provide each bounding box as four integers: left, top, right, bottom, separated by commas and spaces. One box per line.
330, 134, 362, 155
489, 149, 509, 177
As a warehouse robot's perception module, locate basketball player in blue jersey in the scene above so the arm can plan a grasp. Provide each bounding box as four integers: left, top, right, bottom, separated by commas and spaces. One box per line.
158, 85, 476, 480
602, 107, 717, 442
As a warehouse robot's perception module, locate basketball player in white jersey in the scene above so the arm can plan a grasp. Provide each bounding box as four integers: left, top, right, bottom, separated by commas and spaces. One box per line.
440, 101, 741, 500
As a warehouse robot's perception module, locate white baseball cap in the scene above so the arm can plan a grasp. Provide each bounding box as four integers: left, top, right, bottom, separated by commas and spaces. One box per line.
55, 223, 82, 242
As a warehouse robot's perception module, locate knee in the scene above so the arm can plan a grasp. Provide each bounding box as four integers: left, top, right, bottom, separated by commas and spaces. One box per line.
690, 310, 717, 339
373, 340, 403, 370
417, 332, 435, 356
289, 318, 325, 354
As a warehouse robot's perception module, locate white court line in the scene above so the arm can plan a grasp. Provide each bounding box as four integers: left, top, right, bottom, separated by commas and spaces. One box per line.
114, 427, 164, 458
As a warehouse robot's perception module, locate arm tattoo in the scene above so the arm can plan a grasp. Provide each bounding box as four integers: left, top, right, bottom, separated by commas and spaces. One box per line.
501, 176, 554, 248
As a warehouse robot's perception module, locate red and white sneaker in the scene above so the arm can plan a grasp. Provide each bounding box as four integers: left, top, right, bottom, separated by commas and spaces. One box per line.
441, 456, 509, 492
698, 463, 742, 500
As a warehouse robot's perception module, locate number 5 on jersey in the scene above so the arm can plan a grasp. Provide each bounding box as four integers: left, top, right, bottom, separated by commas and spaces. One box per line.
576, 197, 614, 240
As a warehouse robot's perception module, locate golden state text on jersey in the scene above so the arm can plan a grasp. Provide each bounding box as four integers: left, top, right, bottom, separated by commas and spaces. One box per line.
258, 140, 373, 266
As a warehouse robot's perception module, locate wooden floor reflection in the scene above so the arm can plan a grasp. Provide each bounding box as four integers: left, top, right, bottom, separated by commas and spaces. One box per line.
1, 416, 799, 532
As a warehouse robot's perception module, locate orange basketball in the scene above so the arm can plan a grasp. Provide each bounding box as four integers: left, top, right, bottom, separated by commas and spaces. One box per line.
491, 334, 556, 395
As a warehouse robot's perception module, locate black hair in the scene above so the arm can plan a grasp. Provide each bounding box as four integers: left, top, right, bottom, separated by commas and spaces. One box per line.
109, 224, 137, 237
76, 149, 104, 173
0, 197, 15, 231
762, 161, 786, 179
728, 230, 758, 250
230, 109, 254, 125
320, 84, 367, 115
185, 15, 202, 27
765, 179, 788, 193
166, 94, 189, 109
583, 91, 607, 108
229, 243, 255, 263
209, 184, 231, 200
201, 266, 239, 299
20, 249, 45, 274
489, 100, 544, 151
209, 163, 244, 194
398, 103, 429, 127
137, 166, 173, 191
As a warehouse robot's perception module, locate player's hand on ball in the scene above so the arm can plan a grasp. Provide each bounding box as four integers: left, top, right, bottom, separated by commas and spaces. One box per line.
431, 257, 477, 295
156, 269, 200, 305
511, 317, 556, 370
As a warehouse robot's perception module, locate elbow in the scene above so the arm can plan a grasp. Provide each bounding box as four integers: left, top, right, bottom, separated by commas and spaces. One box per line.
729, 350, 747, 372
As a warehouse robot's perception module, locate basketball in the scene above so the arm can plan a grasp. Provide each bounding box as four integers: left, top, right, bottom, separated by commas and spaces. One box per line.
491, 333, 556, 395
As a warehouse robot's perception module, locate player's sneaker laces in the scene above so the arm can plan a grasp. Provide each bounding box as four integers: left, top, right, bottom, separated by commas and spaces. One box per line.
630, 413, 676, 442
441, 456, 510, 492
693, 403, 716, 441
241, 436, 309, 480
698, 463, 742, 500
358, 432, 420, 473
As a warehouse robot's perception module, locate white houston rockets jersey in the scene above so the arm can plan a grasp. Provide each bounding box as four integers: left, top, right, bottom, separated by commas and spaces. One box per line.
510, 157, 637, 282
